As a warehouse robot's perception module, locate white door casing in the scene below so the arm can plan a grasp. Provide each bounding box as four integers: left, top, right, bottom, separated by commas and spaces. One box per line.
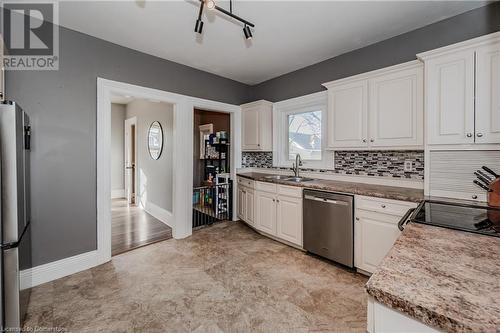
97, 78, 241, 266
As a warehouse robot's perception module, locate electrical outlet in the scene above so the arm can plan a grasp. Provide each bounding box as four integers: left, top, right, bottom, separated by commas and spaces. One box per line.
404, 160, 413, 172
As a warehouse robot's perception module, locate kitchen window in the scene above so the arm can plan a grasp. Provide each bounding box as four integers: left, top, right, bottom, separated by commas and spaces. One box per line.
288, 111, 322, 160
273, 91, 332, 169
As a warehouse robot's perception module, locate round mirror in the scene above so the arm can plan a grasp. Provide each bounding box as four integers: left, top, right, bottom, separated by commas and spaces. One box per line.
148, 121, 163, 160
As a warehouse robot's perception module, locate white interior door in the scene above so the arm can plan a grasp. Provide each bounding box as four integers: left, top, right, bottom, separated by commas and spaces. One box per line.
124, 117, 137, 204
475, 42, 500, 144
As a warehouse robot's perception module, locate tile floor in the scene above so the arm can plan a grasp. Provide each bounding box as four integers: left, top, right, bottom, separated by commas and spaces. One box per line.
24, 221, 368, 333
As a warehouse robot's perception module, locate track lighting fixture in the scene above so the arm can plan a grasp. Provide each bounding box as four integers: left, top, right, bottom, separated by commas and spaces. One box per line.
205, 0, 216, 10
194, 0, 255, 40
243, 24, 252, 40
194, 0, 204, 33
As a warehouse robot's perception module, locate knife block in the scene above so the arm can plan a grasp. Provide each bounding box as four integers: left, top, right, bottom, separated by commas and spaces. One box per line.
488, 178, 500, 208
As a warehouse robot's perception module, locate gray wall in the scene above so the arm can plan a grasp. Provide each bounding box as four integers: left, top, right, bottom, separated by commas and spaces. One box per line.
250, 2, 500, 102
126, 100, 174, 212
111, 103, 125, 194
5, 24, 250, 267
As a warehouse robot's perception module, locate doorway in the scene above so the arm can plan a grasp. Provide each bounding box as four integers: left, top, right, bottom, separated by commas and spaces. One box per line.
192, 109, 232, 228
110, 97, 173, 256
97, 78, 242, 265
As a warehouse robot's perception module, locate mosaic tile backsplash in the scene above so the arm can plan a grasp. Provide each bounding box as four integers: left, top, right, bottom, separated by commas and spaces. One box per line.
241, 151, 424, 180
242, 152, 273, 168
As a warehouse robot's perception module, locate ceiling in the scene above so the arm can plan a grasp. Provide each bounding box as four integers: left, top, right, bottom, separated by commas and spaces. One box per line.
59, 1, 487, 85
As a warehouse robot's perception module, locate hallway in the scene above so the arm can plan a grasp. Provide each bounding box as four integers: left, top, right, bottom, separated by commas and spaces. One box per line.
112, 199, 172, 256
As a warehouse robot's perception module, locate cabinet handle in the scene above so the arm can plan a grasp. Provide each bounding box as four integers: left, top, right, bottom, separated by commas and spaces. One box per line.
355, 217, 360, 221
370, 139, 374, 143
381, 204, 386, 208
466, 133, 473, 138
472, 194, 478, 200
257, 144, 261, 146
272, 199, 275, 202
477, 133, 483, 138
362, 139, 367, 143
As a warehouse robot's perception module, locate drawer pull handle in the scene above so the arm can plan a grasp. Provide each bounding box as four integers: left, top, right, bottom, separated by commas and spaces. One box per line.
381, 204, 386, 208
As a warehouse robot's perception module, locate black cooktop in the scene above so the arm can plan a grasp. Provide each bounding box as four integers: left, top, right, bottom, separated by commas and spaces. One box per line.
411, 201, 500, 237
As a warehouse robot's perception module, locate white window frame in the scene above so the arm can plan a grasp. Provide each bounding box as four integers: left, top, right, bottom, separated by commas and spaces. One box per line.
273, 91, 332, 169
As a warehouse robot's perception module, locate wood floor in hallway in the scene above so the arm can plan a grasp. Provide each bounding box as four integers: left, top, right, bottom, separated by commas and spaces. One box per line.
24, 221, 368, 332
112, 198, 172, 256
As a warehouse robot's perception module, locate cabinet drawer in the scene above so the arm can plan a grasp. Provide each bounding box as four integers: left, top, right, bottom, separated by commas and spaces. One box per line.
356, 196, 416, 216
255, 181, 277, 193
277, 185, 302, 198
237, 176, 254, 189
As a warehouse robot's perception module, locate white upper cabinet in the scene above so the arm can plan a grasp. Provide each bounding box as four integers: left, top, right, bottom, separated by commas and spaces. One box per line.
418, 32, 500, 146
424, 49, 475, 144
241, 100, 273, 151
369, 66, 423, 147
323, 61, 423, 150
475, 41, 500, 144
327, 81, 368, 148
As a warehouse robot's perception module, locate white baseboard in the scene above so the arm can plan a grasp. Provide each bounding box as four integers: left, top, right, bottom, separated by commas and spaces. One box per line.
20, 250, 100, 289
111, 189, 125, 199
143, 201, 174, 228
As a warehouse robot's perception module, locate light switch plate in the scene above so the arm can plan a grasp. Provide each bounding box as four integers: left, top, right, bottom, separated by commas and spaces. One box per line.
404, 160, 413, 172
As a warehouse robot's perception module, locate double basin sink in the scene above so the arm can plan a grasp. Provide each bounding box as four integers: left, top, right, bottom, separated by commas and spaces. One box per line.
263, 175, 314, 183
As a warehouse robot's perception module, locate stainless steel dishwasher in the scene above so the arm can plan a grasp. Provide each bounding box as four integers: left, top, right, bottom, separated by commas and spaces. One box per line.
303, 189, 354, 268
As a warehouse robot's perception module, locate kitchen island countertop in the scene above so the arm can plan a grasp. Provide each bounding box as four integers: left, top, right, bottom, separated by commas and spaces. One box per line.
366, 223, 500, 333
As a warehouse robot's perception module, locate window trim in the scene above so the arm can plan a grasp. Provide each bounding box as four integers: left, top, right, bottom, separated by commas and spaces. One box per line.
273, 91, 332, 169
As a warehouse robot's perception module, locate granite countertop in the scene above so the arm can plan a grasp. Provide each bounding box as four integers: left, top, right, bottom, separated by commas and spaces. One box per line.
237, 172, 424, 202
366, 223, 500, 333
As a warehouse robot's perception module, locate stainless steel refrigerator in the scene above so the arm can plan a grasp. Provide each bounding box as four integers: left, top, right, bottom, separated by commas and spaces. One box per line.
0, 101, 31, 330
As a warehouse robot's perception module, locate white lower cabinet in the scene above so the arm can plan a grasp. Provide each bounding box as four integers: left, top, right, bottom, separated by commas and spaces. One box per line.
276, 195, 302, 246
243, 181, 303, 247
245, 188, 255, 226
237, 177, 255, 226
355, 196, 417, 274
256, 190, 277, 235
237, 187, 246, 220
367, 297, 441, 333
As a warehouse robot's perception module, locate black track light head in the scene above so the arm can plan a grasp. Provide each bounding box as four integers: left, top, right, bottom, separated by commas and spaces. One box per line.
243, 25, 252, 40
195, 19, 204, 34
